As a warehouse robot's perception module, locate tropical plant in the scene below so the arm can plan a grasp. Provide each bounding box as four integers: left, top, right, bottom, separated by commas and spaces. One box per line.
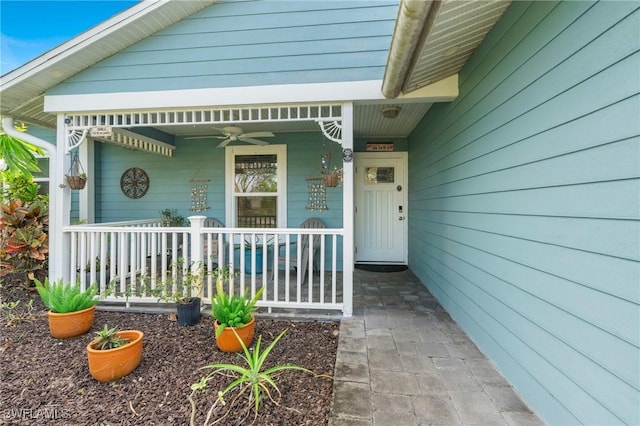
188, 329, 312, 425
90, 324, 131, 350
0, 199, 49, 281
0, 173, 47, 205
34, 278, 98, 313
0, 120, 43, 179
159, 208, 185, 227
211, 266, 263, 338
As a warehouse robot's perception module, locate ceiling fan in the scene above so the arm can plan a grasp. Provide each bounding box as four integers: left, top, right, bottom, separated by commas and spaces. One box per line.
186, 126, 275, 148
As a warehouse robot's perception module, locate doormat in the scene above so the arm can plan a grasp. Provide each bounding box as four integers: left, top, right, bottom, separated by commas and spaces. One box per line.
355, 264, 408, 273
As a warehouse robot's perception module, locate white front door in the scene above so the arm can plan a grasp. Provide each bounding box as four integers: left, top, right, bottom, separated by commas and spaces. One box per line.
355, 152, 407, 264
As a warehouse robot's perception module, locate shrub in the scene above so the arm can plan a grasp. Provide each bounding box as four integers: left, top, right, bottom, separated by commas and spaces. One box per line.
0, 199, 49, 282
34, 278, 98, 313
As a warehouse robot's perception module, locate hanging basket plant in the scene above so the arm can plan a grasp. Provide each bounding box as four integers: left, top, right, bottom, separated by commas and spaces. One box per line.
65, 152, 87, 190
320, 136, 343, 188
323, 171, 340, 188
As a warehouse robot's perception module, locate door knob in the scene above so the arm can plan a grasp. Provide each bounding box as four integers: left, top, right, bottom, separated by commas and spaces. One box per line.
398, 216, 405, 221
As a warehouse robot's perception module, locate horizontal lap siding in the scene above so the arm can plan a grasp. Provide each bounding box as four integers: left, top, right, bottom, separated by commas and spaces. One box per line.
94, 133, 343, 267
408, 2, 640, 425
50, 0, 398, 94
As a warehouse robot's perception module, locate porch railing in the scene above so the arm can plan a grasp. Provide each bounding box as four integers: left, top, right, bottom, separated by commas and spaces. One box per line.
63, 217, 344, 314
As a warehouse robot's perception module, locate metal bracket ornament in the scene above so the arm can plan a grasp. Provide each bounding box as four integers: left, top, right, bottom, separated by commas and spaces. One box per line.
66, 129, 88, 153
316, 120, 342, 144
343, 148, 353, 163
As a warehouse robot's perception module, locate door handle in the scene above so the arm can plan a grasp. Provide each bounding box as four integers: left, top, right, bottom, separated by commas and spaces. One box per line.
398, 216, 405, 221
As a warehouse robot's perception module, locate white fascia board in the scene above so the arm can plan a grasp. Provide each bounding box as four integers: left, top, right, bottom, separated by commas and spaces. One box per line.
1, 0, 167, 88
45, 80, 386, 112
45, 76, 459, 113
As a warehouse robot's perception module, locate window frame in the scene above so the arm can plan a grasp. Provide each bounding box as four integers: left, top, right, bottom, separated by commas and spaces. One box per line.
225, 144, 287, 229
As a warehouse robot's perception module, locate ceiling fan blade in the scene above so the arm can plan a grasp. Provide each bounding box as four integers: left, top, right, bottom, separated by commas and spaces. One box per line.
239, 136, 269, 146
242, 131, 274, 138
216, 138, 232, 148
185, 136, 213, 140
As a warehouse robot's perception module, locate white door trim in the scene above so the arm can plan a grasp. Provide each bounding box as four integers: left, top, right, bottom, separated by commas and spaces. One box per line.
354, 151, 408, 264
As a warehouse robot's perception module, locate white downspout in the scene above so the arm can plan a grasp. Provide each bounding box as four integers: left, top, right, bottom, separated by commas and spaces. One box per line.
2, 116, 65, 282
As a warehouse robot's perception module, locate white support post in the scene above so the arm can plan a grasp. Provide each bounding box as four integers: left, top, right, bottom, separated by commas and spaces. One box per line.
341, 102, 354, 317
189, 215, 206, 297
79, 138, 94, 223
54, 114, 72, 282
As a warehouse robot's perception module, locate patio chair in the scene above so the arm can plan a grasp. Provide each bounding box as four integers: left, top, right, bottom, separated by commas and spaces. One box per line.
203, 218, 226, 264
271, 218, 326, 281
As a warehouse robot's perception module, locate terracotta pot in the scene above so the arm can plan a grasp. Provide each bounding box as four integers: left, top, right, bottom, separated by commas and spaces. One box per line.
47, 305, 96, 339
214, 316, 256, 353
86, 330, 144, 382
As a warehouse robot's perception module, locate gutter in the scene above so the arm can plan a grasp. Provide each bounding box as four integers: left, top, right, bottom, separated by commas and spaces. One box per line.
2, 116, 58, 280
381, 0, 433, 99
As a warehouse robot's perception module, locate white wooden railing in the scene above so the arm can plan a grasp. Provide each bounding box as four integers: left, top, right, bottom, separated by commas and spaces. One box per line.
63, 217, 344, 314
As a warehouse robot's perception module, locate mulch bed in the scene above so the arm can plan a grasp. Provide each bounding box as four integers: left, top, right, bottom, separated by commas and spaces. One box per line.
0, 275, 339, 425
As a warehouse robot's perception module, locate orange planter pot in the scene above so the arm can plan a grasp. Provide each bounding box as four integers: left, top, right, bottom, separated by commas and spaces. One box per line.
86, 330, 144, 382
47, 305, 96, 339
214, 316, 256, 353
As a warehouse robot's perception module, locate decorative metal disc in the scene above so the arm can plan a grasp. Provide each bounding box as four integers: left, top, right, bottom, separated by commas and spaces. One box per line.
120, 167, 149, 199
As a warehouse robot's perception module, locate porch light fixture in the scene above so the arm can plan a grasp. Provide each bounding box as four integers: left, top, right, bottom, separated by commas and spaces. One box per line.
381, 106, 401, 119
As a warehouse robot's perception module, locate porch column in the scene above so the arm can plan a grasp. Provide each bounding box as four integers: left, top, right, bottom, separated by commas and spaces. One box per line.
53, 114, 72, 282
188, 216, 206, 295
342, 102, 354, 317
78, 138, 94, 223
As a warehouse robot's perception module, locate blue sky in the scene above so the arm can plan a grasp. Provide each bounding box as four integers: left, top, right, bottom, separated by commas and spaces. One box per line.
0, 1, 138, 75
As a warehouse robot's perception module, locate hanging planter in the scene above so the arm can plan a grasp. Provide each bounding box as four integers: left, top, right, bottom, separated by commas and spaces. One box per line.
320, 136, 342, 188
323, 170, 341, 188
65, 152, 87, 190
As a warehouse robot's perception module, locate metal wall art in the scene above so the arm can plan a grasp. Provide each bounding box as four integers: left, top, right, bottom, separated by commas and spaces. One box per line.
305, 177, 328, 211
189, 170, 210, 212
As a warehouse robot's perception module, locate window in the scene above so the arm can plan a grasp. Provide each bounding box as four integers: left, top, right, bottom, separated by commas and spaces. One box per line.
226, 145, 287, 228
33, 157, 50, 196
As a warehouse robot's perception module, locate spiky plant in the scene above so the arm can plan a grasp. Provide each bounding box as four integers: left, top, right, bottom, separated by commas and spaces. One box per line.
34, 278, 98, 313
189, 329, 313, 425
211, 267, 263, 338
91, 324, 131, 350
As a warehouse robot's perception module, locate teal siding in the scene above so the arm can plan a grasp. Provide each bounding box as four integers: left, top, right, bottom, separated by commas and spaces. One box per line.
95, 133, 343, 267
49, 0, 398, 95
408, 2, 640, 425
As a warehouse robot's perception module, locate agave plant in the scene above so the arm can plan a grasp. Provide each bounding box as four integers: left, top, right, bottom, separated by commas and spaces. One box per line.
188, 329, 312, 425
91, 324, 131, 351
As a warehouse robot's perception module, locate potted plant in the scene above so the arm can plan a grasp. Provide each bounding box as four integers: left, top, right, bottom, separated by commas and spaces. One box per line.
152, 259, 205, 326
65, 172, 87, 190
86, 324, 144, 382
211, 266, 263, 352
34, 278, 98, 339
159, 208, 185, 227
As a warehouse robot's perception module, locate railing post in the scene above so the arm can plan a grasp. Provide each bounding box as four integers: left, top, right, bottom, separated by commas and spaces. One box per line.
189, 216, 206, 296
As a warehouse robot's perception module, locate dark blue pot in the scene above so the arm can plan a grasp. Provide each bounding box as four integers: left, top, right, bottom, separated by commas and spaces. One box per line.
176, 297, 201, 326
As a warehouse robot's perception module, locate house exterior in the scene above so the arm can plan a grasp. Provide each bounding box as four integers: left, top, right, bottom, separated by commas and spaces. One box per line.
1, 1, 638, 424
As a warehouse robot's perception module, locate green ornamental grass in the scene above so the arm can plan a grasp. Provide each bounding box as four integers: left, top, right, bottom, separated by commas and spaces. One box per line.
34, 278, 98, 313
